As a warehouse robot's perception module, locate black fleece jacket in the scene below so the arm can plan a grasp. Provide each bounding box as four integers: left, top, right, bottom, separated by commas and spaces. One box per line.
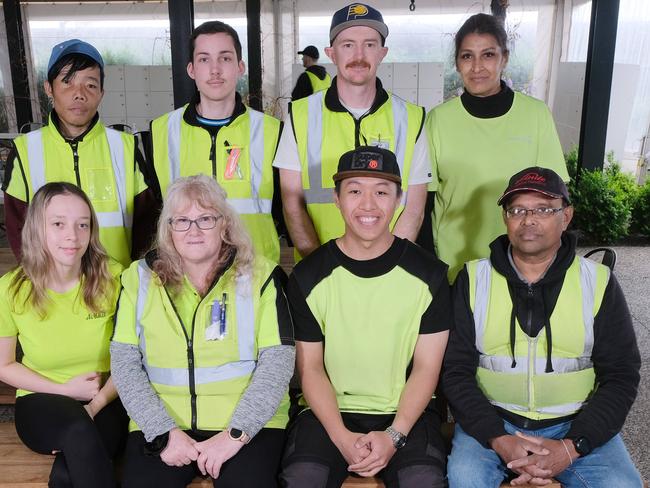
291, 65, 329, 101
442, 232, 641, 450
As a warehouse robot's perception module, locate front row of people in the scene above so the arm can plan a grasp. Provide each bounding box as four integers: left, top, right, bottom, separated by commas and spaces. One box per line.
0, 147, 642, 488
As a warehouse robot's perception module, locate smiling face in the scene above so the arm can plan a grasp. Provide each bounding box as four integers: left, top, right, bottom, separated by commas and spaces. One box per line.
504, 191, 573, 260
325, 26, 387, 88
44, 193, 92, 274
187, 32, 245, 105
334, 176, 400, 250
44, 64, 103, 138
170, 200, 224, 269
456, 32, 508, 97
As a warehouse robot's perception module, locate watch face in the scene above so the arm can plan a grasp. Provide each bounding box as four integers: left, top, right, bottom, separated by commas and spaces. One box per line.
230, 428, 243, 440
395, 437, 407, 449
574, 437, 592, 455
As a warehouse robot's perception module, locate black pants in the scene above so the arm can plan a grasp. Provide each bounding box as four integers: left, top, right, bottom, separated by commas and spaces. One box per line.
15, 393, 128, 488
122, 428, 286, 488
280, 410, 447, 488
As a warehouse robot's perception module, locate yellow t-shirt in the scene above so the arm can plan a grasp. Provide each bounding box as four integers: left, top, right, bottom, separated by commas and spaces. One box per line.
0, 261, 122, 397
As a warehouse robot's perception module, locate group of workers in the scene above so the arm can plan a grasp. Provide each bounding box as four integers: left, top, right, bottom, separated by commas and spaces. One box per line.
0, 2, 643, 488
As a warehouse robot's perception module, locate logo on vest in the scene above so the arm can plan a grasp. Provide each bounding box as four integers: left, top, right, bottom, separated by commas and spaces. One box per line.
86, 311, 107, 320
348, 4, 369, 19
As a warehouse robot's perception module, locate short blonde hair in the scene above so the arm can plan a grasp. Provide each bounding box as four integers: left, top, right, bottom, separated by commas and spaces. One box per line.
152, 175, 255, 290
11, 182, 113, 317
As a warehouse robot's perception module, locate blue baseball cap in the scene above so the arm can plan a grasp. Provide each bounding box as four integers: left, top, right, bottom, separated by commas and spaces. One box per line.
47, 39, 104, 76
330, 3, 389, 44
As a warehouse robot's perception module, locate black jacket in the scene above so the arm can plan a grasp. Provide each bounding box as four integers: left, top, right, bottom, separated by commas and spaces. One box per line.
442, 232, 640, 450
291, 65, 329, 101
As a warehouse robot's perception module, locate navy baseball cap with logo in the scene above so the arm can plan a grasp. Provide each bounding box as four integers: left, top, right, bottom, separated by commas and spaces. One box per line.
330, 3, 389, 44
298, 45, 320, 59
497, 166, 571, 206
47, 39, 104, 77
333, 146, 401, 184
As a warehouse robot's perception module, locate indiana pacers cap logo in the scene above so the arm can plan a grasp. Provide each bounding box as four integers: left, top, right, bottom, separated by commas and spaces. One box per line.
347, 4, 369, 19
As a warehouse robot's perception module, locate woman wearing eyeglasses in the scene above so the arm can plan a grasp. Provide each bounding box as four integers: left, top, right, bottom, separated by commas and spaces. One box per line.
110, 174, 295, 488
422, 13, 570, 281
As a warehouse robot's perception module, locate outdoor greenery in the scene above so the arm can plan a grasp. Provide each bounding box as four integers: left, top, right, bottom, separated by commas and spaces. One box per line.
566, 148, 649, 243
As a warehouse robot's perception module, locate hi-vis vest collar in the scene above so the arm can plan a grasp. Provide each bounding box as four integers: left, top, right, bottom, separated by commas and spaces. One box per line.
24, 120, 131, 230
299, 88, 408, 206
164, 105, 270, 215
133, 260, 257, 387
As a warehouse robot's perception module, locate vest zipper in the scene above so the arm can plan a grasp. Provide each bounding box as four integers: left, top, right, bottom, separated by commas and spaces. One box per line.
70, 141, 81, 187
526, 286, 533, 335
527, 336, 537, 412
210, 133, 217, 179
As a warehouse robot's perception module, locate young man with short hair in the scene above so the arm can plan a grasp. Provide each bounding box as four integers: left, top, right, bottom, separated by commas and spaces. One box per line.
281, 146, 450, 488
149, 21, 282, 262
3, 39, 156, 266
275, 3, 431, 259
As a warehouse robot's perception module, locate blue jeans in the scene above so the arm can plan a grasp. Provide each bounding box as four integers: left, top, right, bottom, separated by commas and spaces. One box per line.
447, 420, 642, 488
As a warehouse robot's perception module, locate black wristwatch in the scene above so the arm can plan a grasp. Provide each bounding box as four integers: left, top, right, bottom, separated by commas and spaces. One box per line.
385, 426, 407, 449
143, 431, 170, 456
572, 436, 592, 456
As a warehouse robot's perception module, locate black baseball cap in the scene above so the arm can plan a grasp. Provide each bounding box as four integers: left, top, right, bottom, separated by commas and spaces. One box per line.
330, 3, 389, 44
298, 45, 319, 59
333, 146, 401, 184
498, 166, 571, 206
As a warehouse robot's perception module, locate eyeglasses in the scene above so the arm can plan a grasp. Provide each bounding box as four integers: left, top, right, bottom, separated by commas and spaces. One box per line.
505, 207, 565, 220
168, 215, 222, 232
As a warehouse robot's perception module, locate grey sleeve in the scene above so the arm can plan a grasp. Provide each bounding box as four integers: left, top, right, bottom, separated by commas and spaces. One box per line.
228, 344, 295, 438
110, 341, 177, 442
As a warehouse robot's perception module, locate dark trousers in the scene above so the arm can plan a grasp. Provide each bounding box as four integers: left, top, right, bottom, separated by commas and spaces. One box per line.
122, 428, 286, 488
280, 410, 447, 488
15, 393, 128, 488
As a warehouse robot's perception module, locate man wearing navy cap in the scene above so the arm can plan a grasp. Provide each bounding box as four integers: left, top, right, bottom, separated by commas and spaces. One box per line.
443, 167, 642, 487
291, 45, 331, 101
2, 39, 157, 266
280, 147, 450, 487
274, 3, 431, 260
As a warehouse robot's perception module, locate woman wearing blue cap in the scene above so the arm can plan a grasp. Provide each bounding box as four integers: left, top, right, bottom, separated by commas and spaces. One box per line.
2, 38, 158, 268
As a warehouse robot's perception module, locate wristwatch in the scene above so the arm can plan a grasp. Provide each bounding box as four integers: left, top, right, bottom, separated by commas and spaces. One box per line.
385, 426, 407, 449
228, 428, 251, 444
572, 436, 592, 456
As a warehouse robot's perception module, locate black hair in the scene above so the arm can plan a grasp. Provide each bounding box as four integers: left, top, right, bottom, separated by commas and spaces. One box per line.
47, 53, 104, 90
189, 21, 243, 62
334, 179, 403, 196
454, 13, 509, 62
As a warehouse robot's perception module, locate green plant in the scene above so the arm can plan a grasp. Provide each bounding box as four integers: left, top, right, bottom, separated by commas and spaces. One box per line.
631, 180, 650, 237
603, 153, 639, 209
568, 167, 631, 244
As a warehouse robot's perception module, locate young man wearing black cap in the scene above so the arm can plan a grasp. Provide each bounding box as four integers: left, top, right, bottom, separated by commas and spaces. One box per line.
291, 45, 331, 101
280, 147, 450, 488
443, 167, 642, 487
275, 3, 431, 259
2, 39, 156, 266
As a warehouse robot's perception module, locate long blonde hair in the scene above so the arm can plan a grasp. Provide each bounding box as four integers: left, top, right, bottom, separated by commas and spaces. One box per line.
152, 175, 255, 290
10, 182, 114, 317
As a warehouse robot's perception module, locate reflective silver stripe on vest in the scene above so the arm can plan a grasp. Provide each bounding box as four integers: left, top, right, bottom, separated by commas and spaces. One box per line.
302, 93, 410, 205
479, 355, 593, 374
134, 263, 257, 385
303, 91, 332, 204
26, 128, 131, 228
579, 256, 602, 357
473, 259, 492, 352
167, 107, 185, 182
490, 400, 586, 415
166, 108, 271, 214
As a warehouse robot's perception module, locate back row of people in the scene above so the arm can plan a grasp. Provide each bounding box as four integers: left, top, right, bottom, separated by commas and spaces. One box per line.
3, 3, 568, 278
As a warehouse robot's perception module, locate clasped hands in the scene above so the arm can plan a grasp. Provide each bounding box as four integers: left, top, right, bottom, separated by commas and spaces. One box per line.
334, 429, 397, 478
160, 428, 245, 478
491, 432, 578, 486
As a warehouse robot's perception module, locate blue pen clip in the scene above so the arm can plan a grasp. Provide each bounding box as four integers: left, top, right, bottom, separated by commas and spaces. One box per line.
206, 298, 225, 341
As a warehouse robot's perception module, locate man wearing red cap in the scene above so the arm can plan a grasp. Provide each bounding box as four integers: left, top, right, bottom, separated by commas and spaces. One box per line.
443, 167, 642, 487
274, 3, 431, 260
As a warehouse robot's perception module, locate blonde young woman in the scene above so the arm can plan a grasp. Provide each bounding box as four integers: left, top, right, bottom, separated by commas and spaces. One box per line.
0, 182, 126, 487
111, 174, 294, 488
